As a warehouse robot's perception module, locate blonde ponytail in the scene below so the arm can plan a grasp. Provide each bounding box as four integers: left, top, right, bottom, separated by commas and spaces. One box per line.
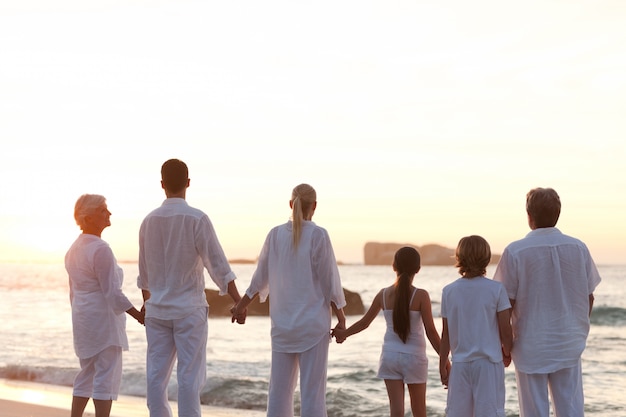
291, 184, 316, 249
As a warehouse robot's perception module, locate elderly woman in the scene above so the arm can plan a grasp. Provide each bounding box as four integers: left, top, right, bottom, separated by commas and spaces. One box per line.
65, 194, 143, 417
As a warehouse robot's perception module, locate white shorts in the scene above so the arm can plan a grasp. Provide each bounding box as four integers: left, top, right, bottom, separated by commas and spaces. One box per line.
73, 345, 123, 400
445, 358, 505, 417
376, 350, 428, 384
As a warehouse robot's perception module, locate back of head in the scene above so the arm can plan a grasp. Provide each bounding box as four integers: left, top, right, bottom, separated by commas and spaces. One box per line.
392, 246, 421, 343
455, 235, 491, 278
291, 183, 317, 249
74, 194, 106, 230
393, 246, 421, 276
526, 187, 561, 228
161, 159, 189, 194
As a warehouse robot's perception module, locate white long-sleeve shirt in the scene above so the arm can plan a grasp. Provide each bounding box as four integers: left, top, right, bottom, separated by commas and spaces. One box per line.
246, 220, 346, 353
65, 234, 132, 359
493, 227, 602, 373
137, 198, 236, 320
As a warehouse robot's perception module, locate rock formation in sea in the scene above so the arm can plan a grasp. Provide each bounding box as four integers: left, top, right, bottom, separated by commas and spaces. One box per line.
364, 242, 500, 266
205, 288, 365, 317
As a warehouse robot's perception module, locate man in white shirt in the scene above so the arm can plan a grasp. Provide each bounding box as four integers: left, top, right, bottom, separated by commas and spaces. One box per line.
138, 159, 245, 417
494, 187, 602, 417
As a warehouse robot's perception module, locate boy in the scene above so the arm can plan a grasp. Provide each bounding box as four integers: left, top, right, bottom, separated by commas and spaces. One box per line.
439, 235, 513, 417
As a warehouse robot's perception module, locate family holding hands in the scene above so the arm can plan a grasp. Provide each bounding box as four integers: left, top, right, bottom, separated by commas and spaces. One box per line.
66, 158, 601, 417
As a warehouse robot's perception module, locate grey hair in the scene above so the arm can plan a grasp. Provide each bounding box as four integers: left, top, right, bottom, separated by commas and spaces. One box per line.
74, 194, 106, 230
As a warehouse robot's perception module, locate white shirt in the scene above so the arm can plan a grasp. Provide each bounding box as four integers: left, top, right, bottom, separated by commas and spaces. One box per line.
65, 234, 132, 358
137, 198, 236, 320
441, 276, 511, 363
245, 220, 346, 353
493, 227, 602, 373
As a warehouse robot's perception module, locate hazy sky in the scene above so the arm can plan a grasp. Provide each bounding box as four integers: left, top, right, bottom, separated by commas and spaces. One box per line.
1, 0, 625, 265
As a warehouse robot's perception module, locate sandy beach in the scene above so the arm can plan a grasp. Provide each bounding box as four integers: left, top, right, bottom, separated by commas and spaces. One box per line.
0, 378, 265, 417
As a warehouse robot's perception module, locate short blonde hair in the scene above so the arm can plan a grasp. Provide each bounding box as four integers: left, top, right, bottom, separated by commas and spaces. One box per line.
74, 194, 106, 230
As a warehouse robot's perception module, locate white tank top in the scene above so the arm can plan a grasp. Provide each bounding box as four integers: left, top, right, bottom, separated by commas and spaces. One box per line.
381, 287, 427, 356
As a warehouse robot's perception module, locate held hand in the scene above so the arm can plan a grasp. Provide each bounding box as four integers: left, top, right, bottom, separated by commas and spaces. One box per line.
136, 309, 145, 325
502, 346, 512, 367
331, 324, 347, 344
503, 351, 512, 367
230, 305, 247, 325
439, 362, 450, 389
129, 307, 145, 326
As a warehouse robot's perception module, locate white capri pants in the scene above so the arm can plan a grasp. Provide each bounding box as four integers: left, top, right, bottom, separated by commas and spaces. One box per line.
267, 335, 330, 417
145, 308, 208, 417
515, 360, 584, 417
445, 358, 506, 417
73, 345, 123, 401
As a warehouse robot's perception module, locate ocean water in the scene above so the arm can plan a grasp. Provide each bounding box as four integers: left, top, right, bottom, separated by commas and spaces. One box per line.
1, 262, 625, 417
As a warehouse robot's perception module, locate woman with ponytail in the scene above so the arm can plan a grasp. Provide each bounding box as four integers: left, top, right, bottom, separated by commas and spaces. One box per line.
333, 247, 446, 417
231, 183, 347, 417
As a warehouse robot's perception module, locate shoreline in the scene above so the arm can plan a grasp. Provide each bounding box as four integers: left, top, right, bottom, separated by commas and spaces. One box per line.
0, 378, 265, 417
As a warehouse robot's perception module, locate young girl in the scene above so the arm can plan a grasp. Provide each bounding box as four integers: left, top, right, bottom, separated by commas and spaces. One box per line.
332, 246, 446, 417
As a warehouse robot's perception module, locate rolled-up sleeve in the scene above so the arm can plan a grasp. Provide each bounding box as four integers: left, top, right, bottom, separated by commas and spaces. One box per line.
197, 215, 236, 295
246, 232, 271, 302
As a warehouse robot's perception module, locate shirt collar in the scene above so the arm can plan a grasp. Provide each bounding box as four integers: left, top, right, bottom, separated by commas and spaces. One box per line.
526, 226, 561, 238
162, 198, 188, 206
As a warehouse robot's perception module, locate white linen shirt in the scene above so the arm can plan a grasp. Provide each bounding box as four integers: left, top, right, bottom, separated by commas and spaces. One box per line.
441, 276, 511, 363
137, 198, 236, 320
245, 220, 346, 353
65, 234, 133, 359
493, 227, 602, 373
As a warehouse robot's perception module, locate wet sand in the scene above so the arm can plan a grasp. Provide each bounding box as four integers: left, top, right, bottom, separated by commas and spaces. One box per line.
0, 378, 264, 417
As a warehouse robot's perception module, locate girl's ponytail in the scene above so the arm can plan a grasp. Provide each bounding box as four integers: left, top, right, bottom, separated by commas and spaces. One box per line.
391, 246, 421, 343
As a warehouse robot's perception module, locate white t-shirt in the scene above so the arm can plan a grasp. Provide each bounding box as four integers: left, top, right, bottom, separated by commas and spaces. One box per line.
138, 198, 236, 320
66, 234, 133, 358
441, 276, 511, 363
246, 220, 346, 353
493, 227, 602, 373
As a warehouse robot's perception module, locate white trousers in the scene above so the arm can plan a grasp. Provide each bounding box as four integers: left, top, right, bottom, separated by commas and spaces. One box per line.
516, 360, 584, 417
445, 358, 506, 417
145, 308, 208, 417
73, 345, 123, 400
267, 336, 330, 417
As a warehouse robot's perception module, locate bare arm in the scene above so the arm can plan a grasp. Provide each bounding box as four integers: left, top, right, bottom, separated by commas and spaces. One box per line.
227, 280, 242, 304
140, 289, 151, 314
439, 317, 451, 388
497, 308, 513, 366
418, 289, 442, 354
126, 306, 145, 325
332, 290, 383, 342
589, 293, 595, 317
331, 302, 347, 343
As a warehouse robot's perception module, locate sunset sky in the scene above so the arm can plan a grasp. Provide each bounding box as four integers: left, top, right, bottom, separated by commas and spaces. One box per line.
1, 0, 625, 265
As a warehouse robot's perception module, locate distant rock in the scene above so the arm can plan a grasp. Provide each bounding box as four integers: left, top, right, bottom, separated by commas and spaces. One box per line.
364, 242, 500, 266
229, 259, 257, 264
205, 288, 365, 317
